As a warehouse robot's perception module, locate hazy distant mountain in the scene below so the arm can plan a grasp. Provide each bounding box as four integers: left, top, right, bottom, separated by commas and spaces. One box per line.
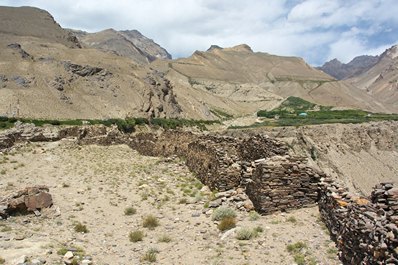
317, 55, 379, 80
73, 28, 171, 64
347, 45, 398, 110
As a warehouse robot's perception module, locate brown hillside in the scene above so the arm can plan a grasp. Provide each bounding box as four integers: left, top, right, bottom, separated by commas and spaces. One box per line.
347, 45, 398, 112
0, 6, 80, 48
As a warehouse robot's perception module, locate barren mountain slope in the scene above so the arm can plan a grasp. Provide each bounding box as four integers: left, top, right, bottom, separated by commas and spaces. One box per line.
317, 56, 379, 80
160, 45, 391, 114
347, 45, 398, 112
76, 29, 171, 64
0, 6, 80, 48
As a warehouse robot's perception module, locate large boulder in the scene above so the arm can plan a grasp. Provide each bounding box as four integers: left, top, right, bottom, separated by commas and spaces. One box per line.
0, 186, 53, 219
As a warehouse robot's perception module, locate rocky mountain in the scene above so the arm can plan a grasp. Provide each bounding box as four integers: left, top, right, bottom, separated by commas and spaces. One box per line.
346, 45, 398, 111
157, 44, 392, 116
75, 28, 171, 64
0, 6, 80, 48
317, 55, 379, 80
0, 6, 395, 120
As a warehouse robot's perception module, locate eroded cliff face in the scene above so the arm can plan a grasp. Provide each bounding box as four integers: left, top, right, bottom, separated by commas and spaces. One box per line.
245, 121, 398, 195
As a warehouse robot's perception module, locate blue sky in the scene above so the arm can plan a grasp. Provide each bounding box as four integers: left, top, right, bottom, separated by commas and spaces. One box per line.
1, 0, 397, 65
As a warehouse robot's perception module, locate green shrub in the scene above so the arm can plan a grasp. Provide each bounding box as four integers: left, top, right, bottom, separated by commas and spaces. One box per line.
217, 217, 236, 231
129, 230, 144, 242
143, 215, 159, 230
74, 222, 89, 233
57, 247, 68, 256
158, 234, 172, 243
249, 211, 260, 221
287, 241, 307, 253
141, 248, 158, 262
286, 216, 297, 223
254, 225, 263, 233
236, 227, 258, 240
124, 207, 136, 216
212, 207, 237, 221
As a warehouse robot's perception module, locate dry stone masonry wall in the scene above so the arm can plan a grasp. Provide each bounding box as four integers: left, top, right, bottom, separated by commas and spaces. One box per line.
319, 180, 398, 264
247, 156, 323, 214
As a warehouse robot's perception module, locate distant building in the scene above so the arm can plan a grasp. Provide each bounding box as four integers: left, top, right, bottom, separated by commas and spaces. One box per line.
298, 112, 308, 117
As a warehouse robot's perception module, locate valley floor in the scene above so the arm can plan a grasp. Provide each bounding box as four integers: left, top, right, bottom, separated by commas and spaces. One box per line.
0, 140, 340, 265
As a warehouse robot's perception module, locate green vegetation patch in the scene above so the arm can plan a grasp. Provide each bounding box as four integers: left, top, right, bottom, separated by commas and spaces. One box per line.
231, 96, 398, 129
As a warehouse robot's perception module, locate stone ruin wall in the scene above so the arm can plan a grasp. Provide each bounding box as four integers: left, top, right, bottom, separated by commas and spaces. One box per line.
247, 156, 323, 215
1, 124, 398, 264
319, 181, 398, 264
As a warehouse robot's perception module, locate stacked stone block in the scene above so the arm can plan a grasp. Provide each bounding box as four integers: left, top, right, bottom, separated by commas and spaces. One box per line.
246, 156, 322, 214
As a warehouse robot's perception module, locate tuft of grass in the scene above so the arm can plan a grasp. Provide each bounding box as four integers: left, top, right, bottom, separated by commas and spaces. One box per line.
212, 207, 237, 221
236, 227, 259, 240
129, 230, 144, 242
286, 216, 297, 223
158, 234, 172, 243
0, 257, 5, 264
178, 198, 188, 204
217, 217, 237, 231
57, 247, 68, 256
141, 248, 158, 262
74, 222, 89, 233
286, 241, 317, 265
287, 241, 307, 253
327, 246, 338, 259
248, 211, 260, 221
143, 215, 159, 230
124, 207, 136, 216
254, 225, 264, 233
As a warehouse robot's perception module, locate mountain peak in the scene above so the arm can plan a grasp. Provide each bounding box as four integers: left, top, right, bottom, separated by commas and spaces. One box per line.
227, 44, 253, 53
207, 45, 223, 52
382, 45, 398, 59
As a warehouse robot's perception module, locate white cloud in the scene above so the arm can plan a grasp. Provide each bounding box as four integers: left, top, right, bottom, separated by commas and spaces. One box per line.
0, 0, 397, 65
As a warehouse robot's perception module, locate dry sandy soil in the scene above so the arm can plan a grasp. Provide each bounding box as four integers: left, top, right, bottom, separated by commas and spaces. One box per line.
0, 140, 340, 265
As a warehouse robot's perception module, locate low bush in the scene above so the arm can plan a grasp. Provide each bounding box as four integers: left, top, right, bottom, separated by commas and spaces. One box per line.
129, 230, 144, 242
212, 207, 237, 221
217, 217, 236, 231
143, 215, 159, 230
236, 227, 258, 240
74, 222, 89, 233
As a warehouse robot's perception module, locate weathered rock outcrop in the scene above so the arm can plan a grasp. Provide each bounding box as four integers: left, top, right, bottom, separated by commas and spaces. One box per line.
0, 186, 53, 219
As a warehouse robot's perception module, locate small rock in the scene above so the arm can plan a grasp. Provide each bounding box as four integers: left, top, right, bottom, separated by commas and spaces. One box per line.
191, 212, 201, 217
81, 260, 92, 265
220, 228, 237, 240
209, 199, 222, 208
243, 200, 254, 211
64, 251, 74, 259
13, 255, 27, 264
31, 258, 42, 265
